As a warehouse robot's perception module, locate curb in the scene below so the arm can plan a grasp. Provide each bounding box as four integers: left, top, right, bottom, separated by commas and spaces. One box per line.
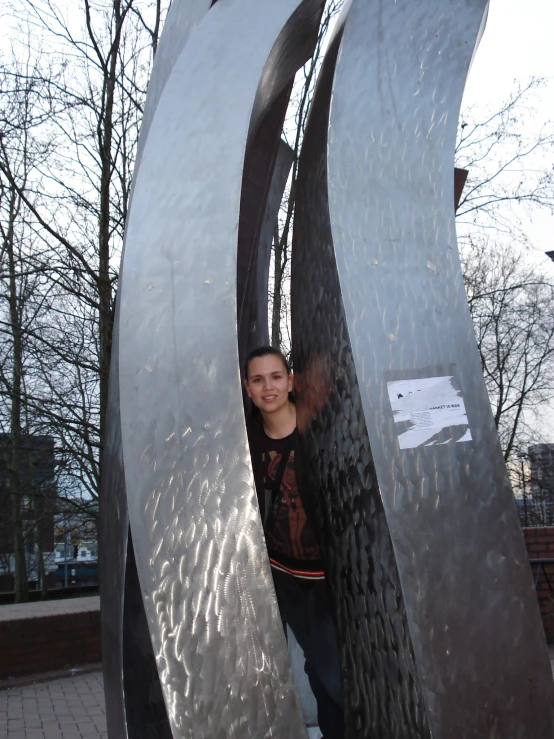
0, 663, 103, 691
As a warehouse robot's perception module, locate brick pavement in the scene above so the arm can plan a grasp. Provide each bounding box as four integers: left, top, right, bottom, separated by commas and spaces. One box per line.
0, 671, 324, 739
1, 652, 553, 739
0, 672, 106, 739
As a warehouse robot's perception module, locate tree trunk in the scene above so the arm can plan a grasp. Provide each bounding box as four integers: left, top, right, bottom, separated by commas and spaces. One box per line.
97, 0, 125, 483
6, 188, 28, 603
38, 545, 48, 599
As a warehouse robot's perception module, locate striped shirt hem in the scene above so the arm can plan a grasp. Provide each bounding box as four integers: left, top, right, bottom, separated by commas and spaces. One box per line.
269, 557, 325, 580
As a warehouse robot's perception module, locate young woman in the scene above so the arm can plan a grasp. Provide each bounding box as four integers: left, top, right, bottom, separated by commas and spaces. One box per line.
244, 345, 344, 739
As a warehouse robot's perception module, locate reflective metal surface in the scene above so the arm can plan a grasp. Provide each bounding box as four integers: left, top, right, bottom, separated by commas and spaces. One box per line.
135, 0, 214, 171
100, 3, 214, 736
104, 0, 554, 736
256, 140, 294, 347
237, 87, 293, 371
292, 7, 429, 737
117, 1, 322, 736
293, 0, 554, 736
100, 306, 130, 739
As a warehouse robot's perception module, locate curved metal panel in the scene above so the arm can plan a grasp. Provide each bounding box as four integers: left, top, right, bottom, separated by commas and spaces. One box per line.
100, 308, 130, 739
256, 140, 294, 347
325, 0, 554, 736
291, 7, 430, 737
135, 0, 214, 171
100, 3, 215, 736
122, 530, 173, 739
118, 1, 323, 736
237, 87, 293, 372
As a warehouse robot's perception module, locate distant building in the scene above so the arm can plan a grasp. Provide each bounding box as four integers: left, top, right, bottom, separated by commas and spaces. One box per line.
528, 444, 554, 527
0, 435, 57, 591
53, 509, 98, 588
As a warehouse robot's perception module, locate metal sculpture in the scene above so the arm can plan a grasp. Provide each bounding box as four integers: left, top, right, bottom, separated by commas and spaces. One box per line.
105, 1, 324, 737
292, 0, 554, 737
101, 0, 554, 737
100, 4, 215, 737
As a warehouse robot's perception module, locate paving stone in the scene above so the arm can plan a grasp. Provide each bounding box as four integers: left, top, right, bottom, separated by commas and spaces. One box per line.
80, 725, 100, 736
23, 720, 43, 729
83, 708, 103, 717
68, 709, 88, 717
41, 718, 61, 727
0, 672, 110, 738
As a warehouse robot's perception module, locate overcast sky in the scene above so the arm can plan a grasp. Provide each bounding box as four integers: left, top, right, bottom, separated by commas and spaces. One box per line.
464, 0, 554, 107
463, 0, 554, 438
463, 0, 554, 263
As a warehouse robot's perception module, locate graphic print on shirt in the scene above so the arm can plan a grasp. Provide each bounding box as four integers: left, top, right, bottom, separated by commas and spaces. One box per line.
262, 448, 320, 562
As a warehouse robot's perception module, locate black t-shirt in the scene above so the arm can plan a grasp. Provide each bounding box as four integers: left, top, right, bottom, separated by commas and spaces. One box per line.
260, 428, 324, 580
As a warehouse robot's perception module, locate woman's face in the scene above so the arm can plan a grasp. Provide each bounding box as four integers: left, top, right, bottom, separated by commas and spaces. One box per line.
245, 354, 293, 415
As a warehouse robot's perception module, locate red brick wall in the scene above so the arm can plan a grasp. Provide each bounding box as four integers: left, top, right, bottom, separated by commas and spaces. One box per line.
0, 609, 101, 679
523, 527, 554, 644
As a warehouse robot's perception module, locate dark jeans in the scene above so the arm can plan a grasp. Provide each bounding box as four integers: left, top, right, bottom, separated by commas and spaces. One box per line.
272, 571, 344, 739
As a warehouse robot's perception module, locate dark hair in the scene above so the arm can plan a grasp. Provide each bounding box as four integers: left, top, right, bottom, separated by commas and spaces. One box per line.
244, 345, 290, 380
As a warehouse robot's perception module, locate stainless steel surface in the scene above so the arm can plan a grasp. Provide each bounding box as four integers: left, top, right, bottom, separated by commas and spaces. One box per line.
255, 140, 294, 348
237, 87, 293, 372
117, 1, 322, 736
100, 2, 214, 736
135, 0, 214, 171
104, 0, 554, 736
292, 6, 429, 737
100, 307, 129, 739
318, 0, 551, 735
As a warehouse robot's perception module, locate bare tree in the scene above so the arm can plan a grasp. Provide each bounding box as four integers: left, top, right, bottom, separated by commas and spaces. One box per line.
0, 56, 62, 601
1, 0, 552, 568
455, 80, 554, 467
0, 2, 166, 597
456, 79, 554, 244
1, 0, 167, 506
461, 237, 554, 463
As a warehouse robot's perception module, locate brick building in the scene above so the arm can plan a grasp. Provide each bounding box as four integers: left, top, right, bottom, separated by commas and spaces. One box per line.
529, 444, 554, 527
0, 435, 57, 591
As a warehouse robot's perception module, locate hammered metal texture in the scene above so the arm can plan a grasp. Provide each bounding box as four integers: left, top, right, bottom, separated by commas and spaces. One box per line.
118, 2, 324, 737
292, 10, 430, 738
100, 4, 214, 737
123, 531, 173, 739
327, 0, 553, 736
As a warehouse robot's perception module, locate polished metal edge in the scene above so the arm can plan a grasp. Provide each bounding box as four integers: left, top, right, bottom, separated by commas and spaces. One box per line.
100, 3, 214, 736
292, 6, 430, 736
118, 2, 324, 736
328, 0, 554, 735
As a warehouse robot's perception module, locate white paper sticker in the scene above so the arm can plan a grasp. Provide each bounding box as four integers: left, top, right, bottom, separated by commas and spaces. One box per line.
387, 376, 472, 449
